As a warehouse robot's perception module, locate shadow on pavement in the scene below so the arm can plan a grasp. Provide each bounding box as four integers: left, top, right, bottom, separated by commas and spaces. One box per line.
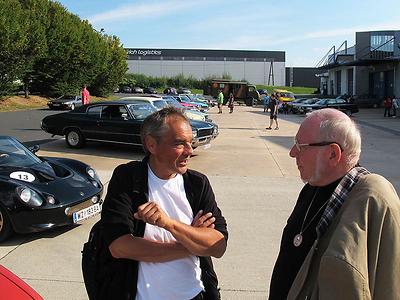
0, 226, 74, 247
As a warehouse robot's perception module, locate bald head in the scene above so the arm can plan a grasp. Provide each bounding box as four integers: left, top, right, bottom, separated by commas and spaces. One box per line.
302, 108, 361, 168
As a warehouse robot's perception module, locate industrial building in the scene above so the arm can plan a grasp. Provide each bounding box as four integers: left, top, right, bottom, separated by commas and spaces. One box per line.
125, 48, 286, 86
317, 30, 400, 102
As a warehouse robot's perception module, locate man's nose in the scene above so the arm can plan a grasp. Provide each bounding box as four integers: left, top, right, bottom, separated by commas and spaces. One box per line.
289, 144, 297, 158
186, 143, 193, 155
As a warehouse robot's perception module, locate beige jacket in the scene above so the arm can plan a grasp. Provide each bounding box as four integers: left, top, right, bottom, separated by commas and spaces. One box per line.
288, 174, 400, 300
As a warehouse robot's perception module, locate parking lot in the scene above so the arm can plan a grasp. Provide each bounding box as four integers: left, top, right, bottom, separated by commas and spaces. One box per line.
0, 105, 399, 299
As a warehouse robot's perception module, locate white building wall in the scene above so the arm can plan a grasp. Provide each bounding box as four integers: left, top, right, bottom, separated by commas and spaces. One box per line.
126, 59, 285, 86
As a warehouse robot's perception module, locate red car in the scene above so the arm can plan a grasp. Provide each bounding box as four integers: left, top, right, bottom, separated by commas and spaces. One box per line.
0, 265, 43, 299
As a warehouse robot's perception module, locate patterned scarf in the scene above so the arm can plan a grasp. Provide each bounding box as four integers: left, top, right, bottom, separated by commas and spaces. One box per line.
316, 166, 370, 236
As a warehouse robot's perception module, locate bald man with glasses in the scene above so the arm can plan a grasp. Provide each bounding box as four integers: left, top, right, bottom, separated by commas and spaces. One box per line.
269, 108, 400, 300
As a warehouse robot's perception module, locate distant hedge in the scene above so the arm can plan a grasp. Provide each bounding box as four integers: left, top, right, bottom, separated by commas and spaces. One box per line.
0, 0, 127, 97
120, 73, 233, 91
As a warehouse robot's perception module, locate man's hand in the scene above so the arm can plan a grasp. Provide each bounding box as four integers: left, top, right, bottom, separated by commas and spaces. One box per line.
134, 202, 172, 228
192, 210, 215, 228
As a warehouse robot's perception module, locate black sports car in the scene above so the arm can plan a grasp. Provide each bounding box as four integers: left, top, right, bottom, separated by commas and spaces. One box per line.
304, 98, 359, 115
41, 100, 218, 149
0, 136, 103, 241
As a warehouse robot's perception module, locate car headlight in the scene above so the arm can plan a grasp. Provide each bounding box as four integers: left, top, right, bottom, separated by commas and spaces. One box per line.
87, 168, 96, 179
16, 187, 43, 207
192, 130, 198, 138
213, 125, 218, 134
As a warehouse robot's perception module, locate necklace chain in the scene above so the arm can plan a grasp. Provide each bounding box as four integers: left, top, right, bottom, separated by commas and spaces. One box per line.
293, 187, 330, 247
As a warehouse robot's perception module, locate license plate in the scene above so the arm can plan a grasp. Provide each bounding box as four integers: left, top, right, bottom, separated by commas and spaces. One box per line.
52, 104, 60, 106
72, 203, 101, 223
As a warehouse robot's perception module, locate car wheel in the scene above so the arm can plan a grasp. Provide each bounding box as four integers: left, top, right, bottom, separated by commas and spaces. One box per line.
65, 129, 85, 148
0, 206, 12, 242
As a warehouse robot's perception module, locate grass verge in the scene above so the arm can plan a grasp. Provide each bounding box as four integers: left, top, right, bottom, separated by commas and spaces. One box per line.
0, 95, 117, 112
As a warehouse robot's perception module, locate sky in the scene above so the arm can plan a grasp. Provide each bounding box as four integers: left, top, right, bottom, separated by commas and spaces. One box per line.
59, 0, 400, 67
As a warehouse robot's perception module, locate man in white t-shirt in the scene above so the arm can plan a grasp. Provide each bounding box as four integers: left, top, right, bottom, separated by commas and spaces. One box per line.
101, 107, 228, 300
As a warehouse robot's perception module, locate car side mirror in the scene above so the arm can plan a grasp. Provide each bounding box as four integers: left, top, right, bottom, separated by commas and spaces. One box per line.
29, 145, 40, 153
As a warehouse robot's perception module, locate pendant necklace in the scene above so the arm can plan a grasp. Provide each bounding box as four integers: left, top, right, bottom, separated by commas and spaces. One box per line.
293, 187, 329, 247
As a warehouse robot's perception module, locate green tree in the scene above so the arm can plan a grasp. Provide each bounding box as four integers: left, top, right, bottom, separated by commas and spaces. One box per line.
0, 0, 27, 96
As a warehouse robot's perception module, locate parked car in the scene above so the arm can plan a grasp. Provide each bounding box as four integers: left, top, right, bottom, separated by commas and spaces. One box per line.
175, 95, 209, 112
162, 96, 210, 122
304, 98, 359, 115
120, 86, 132, 93
163, 87, 178, 95
295, 98, 322, 114
177, 87, 191, 94
274, 89, 295, 102
257, 89, 269, 96
47, 95, 82, 110
287, 98, 316, 114
0, 264, 43, 299
143, 87, 157, 94
132, 87, 144, 94
119, 96, 169, 111
41, 101, 218, 149
0, 136, 103, 241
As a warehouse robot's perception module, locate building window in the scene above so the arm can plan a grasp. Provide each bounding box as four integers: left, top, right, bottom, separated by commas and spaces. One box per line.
370, 34, 394, 52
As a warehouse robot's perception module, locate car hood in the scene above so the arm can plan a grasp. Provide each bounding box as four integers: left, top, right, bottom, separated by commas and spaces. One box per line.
0, 162, 101, 205
190, 119, 214, 129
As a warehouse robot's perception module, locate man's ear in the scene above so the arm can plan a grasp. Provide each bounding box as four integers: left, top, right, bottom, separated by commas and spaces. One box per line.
144, 135, 157, 154
328, 144, 342, 165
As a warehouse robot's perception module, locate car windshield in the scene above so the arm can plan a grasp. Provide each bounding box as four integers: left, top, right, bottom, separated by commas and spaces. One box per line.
303, 99, 319, 104
165, 99, 183, 108
127, 103, 157, 119
61, 96, 76, 100
315, 99, 328, 105
153, 100, 168, 109
0, 137, 41, 167
283, 92, 294, 98
179, 95, 191, 102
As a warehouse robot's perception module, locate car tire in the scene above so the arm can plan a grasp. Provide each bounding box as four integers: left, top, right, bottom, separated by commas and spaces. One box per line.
65, 129, 85, 148
0, 206, 13, 242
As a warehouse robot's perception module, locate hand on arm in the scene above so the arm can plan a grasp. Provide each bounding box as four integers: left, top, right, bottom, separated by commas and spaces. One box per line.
134, 203, 226, 258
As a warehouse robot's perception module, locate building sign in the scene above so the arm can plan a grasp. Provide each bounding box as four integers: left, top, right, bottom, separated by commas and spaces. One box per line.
126, 49, 162, 56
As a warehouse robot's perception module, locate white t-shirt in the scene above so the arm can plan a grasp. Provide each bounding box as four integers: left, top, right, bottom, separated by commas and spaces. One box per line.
136, 166, 203, 300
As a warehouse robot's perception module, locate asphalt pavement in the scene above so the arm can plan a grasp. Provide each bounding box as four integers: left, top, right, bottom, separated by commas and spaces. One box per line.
0, 105, 399, 299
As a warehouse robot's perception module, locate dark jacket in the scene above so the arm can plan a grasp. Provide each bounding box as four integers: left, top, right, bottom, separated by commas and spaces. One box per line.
100, 157, 228, 300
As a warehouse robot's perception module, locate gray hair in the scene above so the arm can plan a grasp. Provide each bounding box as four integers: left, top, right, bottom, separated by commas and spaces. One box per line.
140, 106, 189, 154
309, 109, 361, 168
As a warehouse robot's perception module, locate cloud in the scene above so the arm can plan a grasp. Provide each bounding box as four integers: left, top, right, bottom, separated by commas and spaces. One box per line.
88, 0, 204, 24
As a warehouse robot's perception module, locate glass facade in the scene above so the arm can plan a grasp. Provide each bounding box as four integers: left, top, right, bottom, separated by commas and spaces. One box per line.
370, 35, 394, 52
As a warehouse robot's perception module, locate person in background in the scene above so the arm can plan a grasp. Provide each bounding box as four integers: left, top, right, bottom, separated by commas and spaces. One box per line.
269, 108, 400, 300
263, 93, 270, 112
266, 94, 279, 130
217, 90, 224, 114
392, 96, 399, 118
81, 85, 90, 105
383, 96, 392, 117
227, 92, 234, 113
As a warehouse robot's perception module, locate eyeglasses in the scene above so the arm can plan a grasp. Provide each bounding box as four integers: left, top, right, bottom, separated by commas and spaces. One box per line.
293, 138, 343, 152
